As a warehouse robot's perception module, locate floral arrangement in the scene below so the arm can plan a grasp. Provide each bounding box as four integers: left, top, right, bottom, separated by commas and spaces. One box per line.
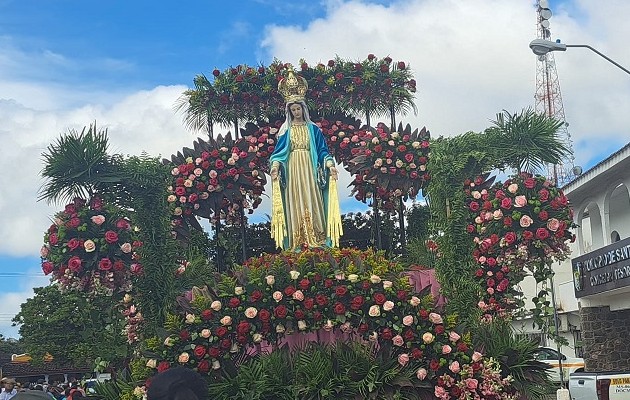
121, 293, 144, 344
166, 133, 267, 231
185, 55, 416, 129
40, 197, 143, 296
464, 173, 576, 320
142, 248, 515, 398
347, 122, 431, 202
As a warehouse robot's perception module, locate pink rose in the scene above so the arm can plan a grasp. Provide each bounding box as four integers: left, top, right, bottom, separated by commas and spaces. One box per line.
465, 378, 478, 390
472, 351, 483, 362
448, 331, 461, 342
547, 218, 561, 232
91, 215, 106, 225
402, 315, 414, 326
428, 312, 443, 324
104, 230, 119, 244
292, 290, 304, 301
397, 353, 410, 367
442, 345, 452, 354
449, 361, 460, 373
416, 368, 427, 380
272, 291, 283, 302
507, 183, 519, 193
519, 215, 533, 228
120, 243, 132, 253
392, 335, 404, 346
514, 195, 528, 207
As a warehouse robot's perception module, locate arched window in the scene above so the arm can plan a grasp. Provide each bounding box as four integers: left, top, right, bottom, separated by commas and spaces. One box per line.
611, 230, 621, 243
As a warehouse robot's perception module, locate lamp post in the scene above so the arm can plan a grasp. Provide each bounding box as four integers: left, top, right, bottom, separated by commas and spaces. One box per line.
529, 39, 630, 75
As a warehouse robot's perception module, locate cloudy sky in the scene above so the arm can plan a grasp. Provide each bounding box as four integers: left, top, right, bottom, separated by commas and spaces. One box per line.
1, 0, 629, 338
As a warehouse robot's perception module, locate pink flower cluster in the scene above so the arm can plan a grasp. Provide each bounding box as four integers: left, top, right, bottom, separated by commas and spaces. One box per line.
41, 197, 143, 296
435, 358, 517, 399
464, 173, 576, 320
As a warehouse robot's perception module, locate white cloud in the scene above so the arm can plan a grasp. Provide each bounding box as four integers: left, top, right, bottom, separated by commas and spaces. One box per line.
260, 0, 630, 169
0, 268, 50, 339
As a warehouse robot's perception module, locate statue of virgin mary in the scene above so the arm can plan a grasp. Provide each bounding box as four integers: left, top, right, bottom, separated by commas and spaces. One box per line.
269, 68, 342, 250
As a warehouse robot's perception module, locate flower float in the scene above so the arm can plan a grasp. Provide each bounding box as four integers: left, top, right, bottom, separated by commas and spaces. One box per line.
41, 197, 143, 296
143, 248, 516, 399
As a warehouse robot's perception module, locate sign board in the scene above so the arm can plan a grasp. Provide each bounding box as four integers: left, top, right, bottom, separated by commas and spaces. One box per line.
572, 236, 630, 298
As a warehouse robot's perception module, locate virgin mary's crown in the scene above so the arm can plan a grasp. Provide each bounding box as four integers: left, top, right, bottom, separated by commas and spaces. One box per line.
278, 67, 308, 103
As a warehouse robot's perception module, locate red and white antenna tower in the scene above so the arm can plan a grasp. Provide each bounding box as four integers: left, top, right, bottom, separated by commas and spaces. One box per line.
534, 0, 579, 185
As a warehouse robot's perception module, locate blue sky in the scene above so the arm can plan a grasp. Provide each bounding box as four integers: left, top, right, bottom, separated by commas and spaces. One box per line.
1, 0, 629, 338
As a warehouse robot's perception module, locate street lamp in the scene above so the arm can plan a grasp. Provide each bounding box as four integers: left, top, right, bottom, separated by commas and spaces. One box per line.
529, 38, 630, 75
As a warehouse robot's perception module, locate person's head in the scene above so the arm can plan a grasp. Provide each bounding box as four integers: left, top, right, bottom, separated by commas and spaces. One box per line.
147, 367, 208, 400
3, 378, 16, 392
288, 102, 304, 121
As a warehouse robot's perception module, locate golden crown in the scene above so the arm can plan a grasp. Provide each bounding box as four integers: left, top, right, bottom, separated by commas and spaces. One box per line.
278, 67, 308, 103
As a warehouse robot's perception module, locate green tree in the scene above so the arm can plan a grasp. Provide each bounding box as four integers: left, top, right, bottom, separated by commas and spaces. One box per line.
12, 285, 129, 367
0, 335, 24, 356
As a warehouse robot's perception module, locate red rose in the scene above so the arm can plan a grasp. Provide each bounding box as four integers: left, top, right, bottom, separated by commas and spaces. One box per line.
236, 321, 250, 335
403, 329, 415, 341
294, 309, 306, 319
68, 256, 82, 272
430, 359, 440, 371
538, 210, 549, 221
298, 278, 310, 290
327, 59, 335, 67
361, 281, 370, 290
113, 260, 125, 271
435, 325, 445, 334
504, 231, 517, 245
201, 309, 213, 320
215, 326, 228, 338
249, 290, 263, 302
104, 230, 119, 244
483, 201, 493, 211
258, 309, 271, 322
335, 286, 348, 296
411, 348, 423, 359
457, 342, 469, 352
469, 201, 480, 211
98, 258, 112, 271
396, 290, 407, 301
48, 233, 59, 245
313, 273, 322, 282
419, 309, 429, 319
208, 347, 220, 358
197, 360, 210, 373
350, 296, 365, 310
313, 311, 323, 321
539, 189, 550, 201
274, 305, 288, 319
220, 339, 231, 349
284, 285, 296, 296
228, 297, 241, 308
315, 294, 328, 306
332, 302, 345, 315
66, 238, 81, 251
475, 269, 484, 277
116, 219, 131, 230
367, 53, 376, 60
503, 216, 513, 227
212, 69, 220, 77
42, 261, 54, 275
157, 361, 170, 372
500, 198, 512, 209
303, 298, 314, 310
466, 225, 475, 234
397, 61, 406, 70
523, 230, 534, 240
380, 64, 389, 73
536, 227, 550, 240
324, 279, 333, 288
174, 186, 186, 196
180, 330, 191, 341
451, 387, 462, 397
373, 292, 386, 305
66, 217, 80, 229
194, 345, 207, 359
381, 328, 393, 340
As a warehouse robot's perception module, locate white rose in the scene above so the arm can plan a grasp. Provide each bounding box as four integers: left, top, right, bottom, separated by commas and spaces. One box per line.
409, 296, 421, 307
200, 329, 211, 338
368, 305, 381, 317
211, 300, 222, 311
123, 294, 133, 304
244, 307, 258, 319
289, 270, 300, 280
252, 333, 263, 343
276, 324, 286, 333
146, 359, 157, 368
298, 320, 307, 331
164, 336, 175, 347
185, 313, 196, 324
272, 291, 283, 302
212, 360, 221, 370
383, 280, 393, 289
347, 274, 359, 283
370, 275, 381, 284
220, 316, 232, 326
383, 301, 395, 311
265, 275, 275, 285
178, 352, 190, 363
235, 286, 244, 295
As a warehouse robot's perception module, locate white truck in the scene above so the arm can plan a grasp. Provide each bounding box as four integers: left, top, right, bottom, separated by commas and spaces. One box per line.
569, 372, 630, 400
533, 347, 585, 384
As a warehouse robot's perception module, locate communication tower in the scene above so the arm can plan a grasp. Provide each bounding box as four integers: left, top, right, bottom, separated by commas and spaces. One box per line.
534, 0, 580, 185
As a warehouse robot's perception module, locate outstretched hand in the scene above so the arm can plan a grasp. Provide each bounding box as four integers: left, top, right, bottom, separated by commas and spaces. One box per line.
329, 166, 338, 181
270, 167, 279, 181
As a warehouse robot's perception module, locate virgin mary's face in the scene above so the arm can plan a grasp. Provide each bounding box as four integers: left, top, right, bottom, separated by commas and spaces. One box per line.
289, 104, 303, 120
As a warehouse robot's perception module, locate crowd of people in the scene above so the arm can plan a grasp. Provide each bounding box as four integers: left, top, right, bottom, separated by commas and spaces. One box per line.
0, 377, 87, 400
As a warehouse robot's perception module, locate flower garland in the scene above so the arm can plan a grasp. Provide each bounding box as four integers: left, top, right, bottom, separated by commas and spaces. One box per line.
464, 173, 576, 320
143, 249, 514, 398
40, 197, 143, 296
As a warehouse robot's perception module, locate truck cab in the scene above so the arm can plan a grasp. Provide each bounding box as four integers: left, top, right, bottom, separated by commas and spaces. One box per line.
533, 347, 585, 384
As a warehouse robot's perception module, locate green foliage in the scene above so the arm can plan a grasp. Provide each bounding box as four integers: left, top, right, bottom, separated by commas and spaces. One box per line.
12, 285, 129, 368
208, 342, 432, 400
0, 335, 24, 356
472, 320, 555, 399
